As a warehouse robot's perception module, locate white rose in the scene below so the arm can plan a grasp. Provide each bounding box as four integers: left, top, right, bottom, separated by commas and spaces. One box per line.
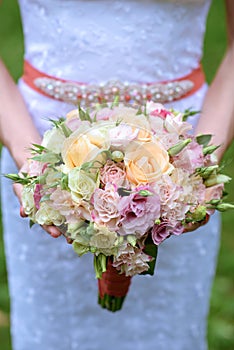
22, 185, 36, 216
68, 168, 99, 203
35, 202, 65, 226
42, 127, 66, 154
90, 224, 118, 255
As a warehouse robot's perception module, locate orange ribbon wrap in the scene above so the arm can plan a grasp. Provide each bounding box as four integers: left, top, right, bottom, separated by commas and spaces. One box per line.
98, 259, 131, 299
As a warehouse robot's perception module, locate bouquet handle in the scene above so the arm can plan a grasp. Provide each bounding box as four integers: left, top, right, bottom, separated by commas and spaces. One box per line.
98, 258, 131, 312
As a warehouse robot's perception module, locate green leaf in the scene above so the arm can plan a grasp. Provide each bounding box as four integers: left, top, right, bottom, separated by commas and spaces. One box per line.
29, 143, 47, 154
111, 95, 120, 108
136, 106, 143, 115
141, 235, 158, 276
196, 134, 213, 146
29, 220, 35, 228
182, 108, 200, 121
117, 188, 132, 197
195, 165, 219, 179
215, 203, 234, 212
73, 241, 90, 257
4, 173, 36, 185
32, 152, 61, 164
47, 117, 65, 128
59, 122, 72, 137
204, 174, 232, 187
168, 138, 192, 156
138, 190, 153, 197
60, 173, 69, 190
203, 144, 220, 156
78, 105, 92, 122
40, 194, 51, 202
94, 254, 107, 279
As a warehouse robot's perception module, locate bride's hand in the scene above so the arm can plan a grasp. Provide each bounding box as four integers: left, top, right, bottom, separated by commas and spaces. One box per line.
13, 161, 63, 239
183, 214, 210, 233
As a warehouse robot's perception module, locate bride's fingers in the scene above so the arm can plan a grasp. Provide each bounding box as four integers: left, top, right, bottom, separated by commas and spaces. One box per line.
13, 182, 23, 204
183, 214, 210, 233
42, 224, 62, 238
13, 183, 28, 218
20, 205, 28, 218
65, 237, 73, 244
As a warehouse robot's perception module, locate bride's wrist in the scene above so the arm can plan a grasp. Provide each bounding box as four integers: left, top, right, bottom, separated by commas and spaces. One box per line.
9, 135, 42, 169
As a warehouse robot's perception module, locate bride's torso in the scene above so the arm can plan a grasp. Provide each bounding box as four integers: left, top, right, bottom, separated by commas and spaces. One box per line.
18, 0, 211, 82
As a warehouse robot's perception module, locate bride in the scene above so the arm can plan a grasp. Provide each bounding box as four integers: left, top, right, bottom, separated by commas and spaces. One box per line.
0, 1, 234, 349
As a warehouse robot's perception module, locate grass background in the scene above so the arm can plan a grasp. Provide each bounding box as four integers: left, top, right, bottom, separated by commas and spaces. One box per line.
0, 0, 233, 349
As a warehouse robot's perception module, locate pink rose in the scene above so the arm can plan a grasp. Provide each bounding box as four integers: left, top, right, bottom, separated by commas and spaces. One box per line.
91, 183, 121, 230
118, 185, 161, 237
100, 160, 127, 187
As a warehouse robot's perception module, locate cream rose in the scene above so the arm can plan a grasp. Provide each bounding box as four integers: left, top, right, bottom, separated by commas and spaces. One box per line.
22, 185, 36, 216
68, 168, 99, 203
42, 127, 66, 154
90, 224, 118, 255
35, 202, 65, 226
124, 140, 174, 185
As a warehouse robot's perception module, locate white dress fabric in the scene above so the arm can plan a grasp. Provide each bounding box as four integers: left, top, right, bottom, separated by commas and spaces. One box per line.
1, 0, 221, 349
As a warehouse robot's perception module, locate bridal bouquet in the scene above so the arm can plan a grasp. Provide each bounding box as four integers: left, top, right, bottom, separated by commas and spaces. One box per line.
6, 101, 233, 312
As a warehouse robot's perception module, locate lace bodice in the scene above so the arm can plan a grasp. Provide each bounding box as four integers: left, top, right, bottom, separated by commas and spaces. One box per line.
18, 0, 211, 82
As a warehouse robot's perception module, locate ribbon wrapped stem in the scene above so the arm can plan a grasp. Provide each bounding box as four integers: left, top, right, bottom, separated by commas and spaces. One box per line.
98, 258, 131, 312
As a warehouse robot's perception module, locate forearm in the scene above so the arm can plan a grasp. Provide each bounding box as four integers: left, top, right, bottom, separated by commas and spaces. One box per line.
0, 59, 41, 169
196, 48, 234, 161
196, 0, 234, 162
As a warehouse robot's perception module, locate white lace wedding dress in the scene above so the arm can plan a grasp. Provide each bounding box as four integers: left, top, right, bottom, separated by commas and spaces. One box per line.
1, 0, 221, 349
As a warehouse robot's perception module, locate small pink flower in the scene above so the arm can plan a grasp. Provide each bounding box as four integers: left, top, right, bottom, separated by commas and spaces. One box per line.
50, 188, 92, 223
100, 160, 127, 187
146, 101, 172, 119
28, 160, 47, 177
90, 107, 115, 121
109, 124, 138, 150
205, 183, 224, 202
164, 112, 192, 135
33, 184, 42, 210
65, 117, 83, 132
151, 221, 184, 245
113, 242, 151, 276
118, 185, 160, 237
205, 183, 224, 214
172, 141, 204, 173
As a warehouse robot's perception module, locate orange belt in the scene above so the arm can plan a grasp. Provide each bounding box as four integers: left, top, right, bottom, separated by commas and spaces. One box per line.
22, 60, 205, 106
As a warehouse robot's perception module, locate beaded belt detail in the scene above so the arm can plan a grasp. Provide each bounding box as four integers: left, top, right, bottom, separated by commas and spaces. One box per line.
23, 61, 205, 106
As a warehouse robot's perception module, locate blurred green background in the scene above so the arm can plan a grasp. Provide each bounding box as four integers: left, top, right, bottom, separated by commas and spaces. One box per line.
0, 0, 233, 349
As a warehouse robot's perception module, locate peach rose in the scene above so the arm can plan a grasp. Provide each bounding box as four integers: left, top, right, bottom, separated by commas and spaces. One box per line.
62, 125, 110, 169
124, 140, 174, 185
135, 118, 152, 142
